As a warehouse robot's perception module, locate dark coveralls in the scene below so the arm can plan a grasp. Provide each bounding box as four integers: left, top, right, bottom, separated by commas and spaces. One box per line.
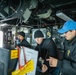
57, 36, 76, 75
35, 38, 60, 75
17, 39, 31, 48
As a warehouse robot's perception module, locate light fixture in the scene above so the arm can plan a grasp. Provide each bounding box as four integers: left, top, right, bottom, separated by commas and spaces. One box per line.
56, 12, 73, 21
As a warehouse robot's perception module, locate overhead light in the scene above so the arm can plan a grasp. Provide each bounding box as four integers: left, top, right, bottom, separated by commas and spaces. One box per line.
56, 12, 73, 21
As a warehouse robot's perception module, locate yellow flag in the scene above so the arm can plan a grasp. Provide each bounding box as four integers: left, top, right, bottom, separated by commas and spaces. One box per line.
12, 60, 34, 75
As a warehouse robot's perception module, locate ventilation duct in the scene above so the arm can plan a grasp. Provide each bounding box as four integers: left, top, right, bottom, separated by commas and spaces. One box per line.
37, 9, 52, 19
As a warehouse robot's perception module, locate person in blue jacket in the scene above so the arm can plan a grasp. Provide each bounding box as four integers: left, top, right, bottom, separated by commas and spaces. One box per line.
47, 20, 76, 75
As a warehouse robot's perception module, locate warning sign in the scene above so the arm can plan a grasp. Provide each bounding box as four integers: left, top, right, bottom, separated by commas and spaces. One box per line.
11, 50, 18, 59
12, 47, 38, 75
